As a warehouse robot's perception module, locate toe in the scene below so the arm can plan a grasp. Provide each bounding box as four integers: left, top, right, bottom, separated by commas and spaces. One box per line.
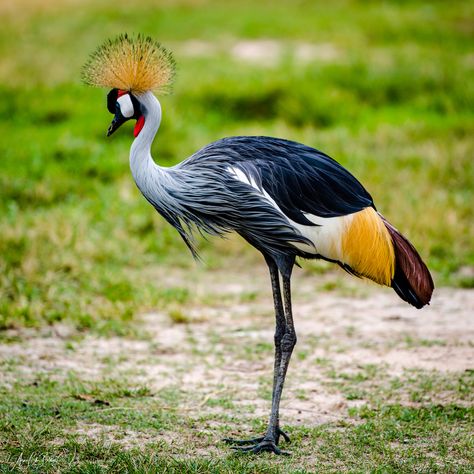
278, 428, 291, 444
223, 436, 264, 446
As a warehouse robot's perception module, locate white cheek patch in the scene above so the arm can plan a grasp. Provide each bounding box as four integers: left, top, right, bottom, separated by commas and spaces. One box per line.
117, 94, 134, 118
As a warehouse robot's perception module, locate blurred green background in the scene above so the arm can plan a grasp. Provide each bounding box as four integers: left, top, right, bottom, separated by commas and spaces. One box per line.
0, 0, 473, 331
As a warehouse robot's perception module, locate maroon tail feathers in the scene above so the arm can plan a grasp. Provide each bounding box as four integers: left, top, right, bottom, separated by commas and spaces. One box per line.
383, 218, 434, 309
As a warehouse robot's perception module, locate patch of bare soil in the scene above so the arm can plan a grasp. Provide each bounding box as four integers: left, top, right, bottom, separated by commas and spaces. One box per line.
1, 265, 473, 435
57, 422, 158, 449
176, 39, 342, 65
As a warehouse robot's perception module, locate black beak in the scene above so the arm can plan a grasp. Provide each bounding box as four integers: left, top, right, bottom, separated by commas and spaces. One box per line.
107, 111, 127, 137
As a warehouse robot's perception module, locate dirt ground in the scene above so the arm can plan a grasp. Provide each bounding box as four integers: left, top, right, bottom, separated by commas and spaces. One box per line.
1, 265, 473, 438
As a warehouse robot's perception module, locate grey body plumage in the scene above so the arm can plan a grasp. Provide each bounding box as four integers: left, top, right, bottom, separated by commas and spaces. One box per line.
145, 141, 312, 262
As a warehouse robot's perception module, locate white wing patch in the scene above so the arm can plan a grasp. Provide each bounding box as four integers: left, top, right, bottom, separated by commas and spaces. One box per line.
227, 165, 351, 261
227, 165, 282, 212
227, 166, 260, 190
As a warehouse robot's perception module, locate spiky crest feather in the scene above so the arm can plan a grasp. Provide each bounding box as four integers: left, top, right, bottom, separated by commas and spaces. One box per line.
82, 33, 176, 94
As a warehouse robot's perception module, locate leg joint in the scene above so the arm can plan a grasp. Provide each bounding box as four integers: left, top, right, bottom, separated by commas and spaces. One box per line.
274, 326, 285, 346
281, 331, 297, 353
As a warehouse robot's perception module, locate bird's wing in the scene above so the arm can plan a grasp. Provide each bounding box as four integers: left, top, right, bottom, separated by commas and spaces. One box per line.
192, 136, 374, 226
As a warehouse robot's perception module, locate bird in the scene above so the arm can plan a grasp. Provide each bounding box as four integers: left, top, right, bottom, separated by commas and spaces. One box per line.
83, 34, 434, 455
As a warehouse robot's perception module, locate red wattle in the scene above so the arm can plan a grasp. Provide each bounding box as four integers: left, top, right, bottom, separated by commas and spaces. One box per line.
134, 115, 145, 137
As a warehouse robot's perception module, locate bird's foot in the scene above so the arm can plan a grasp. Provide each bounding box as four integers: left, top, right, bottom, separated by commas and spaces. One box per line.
228, 438, 290, 455
223, 428, 290, 455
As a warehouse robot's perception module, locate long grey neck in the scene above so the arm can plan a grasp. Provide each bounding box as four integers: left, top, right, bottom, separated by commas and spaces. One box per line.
129, 91, 164, 193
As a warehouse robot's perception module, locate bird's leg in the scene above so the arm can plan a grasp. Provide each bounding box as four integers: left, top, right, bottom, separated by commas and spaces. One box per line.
261, 274, 296, 446
227, 266, 296, 455
224, 258, 290, 449
266, 260, 292, 445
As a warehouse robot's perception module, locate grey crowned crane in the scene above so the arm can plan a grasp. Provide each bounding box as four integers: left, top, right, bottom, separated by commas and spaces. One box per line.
83, 34, 434, 455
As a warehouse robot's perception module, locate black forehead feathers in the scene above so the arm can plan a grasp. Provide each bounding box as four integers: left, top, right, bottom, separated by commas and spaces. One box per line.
107, 88, 119, 113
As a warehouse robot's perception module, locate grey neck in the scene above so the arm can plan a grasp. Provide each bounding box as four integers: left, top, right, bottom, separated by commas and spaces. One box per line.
129, 91, 163, 189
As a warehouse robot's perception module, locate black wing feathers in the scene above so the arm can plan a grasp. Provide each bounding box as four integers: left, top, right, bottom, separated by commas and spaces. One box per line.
189, 136, 374, 225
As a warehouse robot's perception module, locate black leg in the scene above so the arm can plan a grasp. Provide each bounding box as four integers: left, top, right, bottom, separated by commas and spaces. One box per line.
225, 258, 296, 455
267, 256, 286, 423
262, 273, 296, 443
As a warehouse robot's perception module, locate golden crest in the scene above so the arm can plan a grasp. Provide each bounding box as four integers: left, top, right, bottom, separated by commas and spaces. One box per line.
82, 33, 176, 94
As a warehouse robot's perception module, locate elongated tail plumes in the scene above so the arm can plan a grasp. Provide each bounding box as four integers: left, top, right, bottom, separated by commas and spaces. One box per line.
383, 218, 434, 308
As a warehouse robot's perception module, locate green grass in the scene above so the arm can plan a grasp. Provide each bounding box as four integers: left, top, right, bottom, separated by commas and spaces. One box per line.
1, 0, 474, 471
1, 369, 473, 472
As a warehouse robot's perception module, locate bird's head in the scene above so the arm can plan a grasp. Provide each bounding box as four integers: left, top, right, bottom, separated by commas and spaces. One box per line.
106, 89, 145, 137
82, 34, 176, 137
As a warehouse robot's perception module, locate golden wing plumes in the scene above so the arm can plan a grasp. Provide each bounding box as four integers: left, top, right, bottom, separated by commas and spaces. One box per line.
82, 34, 176, 94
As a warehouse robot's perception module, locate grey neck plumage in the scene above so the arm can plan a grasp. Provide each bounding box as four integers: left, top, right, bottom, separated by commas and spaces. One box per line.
129, 91, 165, 199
